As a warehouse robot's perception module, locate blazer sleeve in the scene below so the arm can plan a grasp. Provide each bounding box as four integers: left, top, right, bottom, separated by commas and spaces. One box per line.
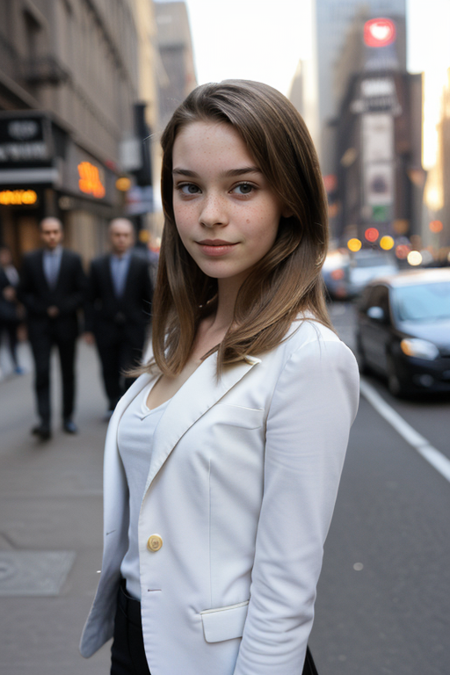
0, 270, 17, 322
233, 337, 359, 675
18, 255, 47, 316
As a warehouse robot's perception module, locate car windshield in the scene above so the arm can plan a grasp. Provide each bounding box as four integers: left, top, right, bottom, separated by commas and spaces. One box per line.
392, 282, 450, 322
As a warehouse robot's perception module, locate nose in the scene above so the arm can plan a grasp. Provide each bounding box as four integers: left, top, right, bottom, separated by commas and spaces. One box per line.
199, 193, 229, 229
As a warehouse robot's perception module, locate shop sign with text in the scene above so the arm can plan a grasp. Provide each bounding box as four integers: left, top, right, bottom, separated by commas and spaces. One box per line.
0, 189, 38, 205
0, 116, 52, 167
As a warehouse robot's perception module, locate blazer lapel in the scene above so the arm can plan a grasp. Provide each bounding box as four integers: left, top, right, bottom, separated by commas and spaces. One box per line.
54, 249, 66, 289
37, 249, 50, 291
102, 255, 116, 298
122, 254, 135, 301
144, 353, 261, 493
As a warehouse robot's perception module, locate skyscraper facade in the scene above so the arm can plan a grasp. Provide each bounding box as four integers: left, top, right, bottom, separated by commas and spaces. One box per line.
314, 0, 406, 172
330, 11, 423, 246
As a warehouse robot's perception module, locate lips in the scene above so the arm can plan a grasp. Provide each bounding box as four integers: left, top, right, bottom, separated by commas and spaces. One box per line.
197, 239, 235, 246
196, 239, 237, 257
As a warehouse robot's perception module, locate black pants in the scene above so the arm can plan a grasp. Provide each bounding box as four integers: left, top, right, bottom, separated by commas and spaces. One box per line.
0, 321, 19, 367
111, 582, 151, 675
30, 330, 76, 425
111, 582, 318, 675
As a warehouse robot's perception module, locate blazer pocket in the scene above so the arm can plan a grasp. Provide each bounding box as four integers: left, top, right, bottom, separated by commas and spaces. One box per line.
214, 404, 264, 430
200, 600, 249, 643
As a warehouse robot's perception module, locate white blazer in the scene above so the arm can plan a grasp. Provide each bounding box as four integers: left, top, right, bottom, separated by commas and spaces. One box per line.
80, 317, 359, 675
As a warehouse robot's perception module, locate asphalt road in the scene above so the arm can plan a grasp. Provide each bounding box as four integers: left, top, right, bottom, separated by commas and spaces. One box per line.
0, 306, 449, 675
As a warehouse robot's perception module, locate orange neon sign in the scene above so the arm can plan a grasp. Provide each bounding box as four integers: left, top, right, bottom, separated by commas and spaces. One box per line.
0, 189, 38, 205
78, 161, 105, 198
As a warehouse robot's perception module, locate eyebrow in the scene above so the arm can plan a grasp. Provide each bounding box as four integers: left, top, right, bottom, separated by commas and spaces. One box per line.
172, 166, 261, 178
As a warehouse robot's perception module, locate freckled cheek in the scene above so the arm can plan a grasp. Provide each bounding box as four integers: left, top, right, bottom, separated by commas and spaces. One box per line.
173, 204, 197, 232
244, 208, 280, 240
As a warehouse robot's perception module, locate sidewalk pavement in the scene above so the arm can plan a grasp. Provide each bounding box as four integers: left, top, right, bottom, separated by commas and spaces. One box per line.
0, 340, 113, 674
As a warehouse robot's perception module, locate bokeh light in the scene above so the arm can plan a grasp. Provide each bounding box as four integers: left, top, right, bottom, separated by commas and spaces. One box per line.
407, 251, 422, 266
347, 238, 362, 252
429, 220, 443, 233
380, 235, 394, 250
365, 227, 379, 243
116, 177, 132, 191
395, 244, 410, 259
0, 189, 37, 205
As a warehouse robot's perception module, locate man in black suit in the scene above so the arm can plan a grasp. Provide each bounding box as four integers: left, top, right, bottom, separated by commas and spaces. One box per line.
84, 218, 153, 415
18, 217, 86, 440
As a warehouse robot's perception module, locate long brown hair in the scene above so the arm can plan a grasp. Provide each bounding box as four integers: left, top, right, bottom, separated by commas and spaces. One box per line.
149, 80, 331, 376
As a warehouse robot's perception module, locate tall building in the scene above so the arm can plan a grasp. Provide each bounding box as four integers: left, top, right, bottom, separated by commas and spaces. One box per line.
332, 13, 423, 246
123, 0, 161, 241
313, 0, 406, 173
423, 69, 450, 257
155, 1, 197, 131
288, 1, 420, 248
0, 0, 156, 265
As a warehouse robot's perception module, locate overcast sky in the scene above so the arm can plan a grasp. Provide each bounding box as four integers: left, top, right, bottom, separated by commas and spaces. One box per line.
181, 0, 313, 95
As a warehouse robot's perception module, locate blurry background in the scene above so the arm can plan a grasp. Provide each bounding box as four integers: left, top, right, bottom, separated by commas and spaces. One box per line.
1, 2, 449, 675
2, 0, 450, 267
2, 0, 450, 268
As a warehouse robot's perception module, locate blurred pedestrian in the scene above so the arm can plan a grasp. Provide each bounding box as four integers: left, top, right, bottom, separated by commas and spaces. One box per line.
84, 218, 153, 417
0, 245, 24, 375
81, 81, 359, 675
18, 217, 86, 440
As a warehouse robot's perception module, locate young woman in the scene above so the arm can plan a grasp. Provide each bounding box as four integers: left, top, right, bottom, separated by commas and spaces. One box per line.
81, 80, 359, 675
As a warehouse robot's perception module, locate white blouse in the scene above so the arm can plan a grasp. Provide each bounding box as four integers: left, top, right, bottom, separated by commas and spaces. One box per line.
117, 382, 170, 600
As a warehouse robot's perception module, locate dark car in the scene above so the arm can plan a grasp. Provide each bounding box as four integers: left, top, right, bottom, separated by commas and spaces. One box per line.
356, 268, 450, 396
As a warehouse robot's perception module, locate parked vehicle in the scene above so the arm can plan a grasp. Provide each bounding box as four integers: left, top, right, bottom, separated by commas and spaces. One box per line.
323, 249, 398, 300
356, 268, 450, 396
322, 250, 350, 300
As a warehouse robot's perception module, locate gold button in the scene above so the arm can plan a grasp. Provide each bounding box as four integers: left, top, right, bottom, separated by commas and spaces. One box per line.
147, 534, 163, 552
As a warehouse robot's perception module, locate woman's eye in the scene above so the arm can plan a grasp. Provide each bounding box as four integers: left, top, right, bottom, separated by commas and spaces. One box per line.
233, 183, 254, 195
178, 184, 201, 195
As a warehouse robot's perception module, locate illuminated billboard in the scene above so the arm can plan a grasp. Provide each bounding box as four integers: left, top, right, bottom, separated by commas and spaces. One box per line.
364, 18, 396, 48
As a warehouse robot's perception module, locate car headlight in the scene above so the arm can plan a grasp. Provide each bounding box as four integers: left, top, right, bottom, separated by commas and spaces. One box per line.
400, 338, 439, 360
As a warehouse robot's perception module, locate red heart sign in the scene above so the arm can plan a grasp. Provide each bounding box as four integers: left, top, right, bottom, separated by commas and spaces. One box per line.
364, 18, 396, 47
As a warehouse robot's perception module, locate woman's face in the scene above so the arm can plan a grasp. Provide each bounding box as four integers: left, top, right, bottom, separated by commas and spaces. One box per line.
172, 121, 286, 287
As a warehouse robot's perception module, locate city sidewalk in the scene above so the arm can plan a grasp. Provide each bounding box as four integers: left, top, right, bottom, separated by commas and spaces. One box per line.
0, 340, 113, 674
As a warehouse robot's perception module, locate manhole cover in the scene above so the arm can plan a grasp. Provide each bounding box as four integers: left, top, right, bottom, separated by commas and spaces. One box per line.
0, 551, 75, 596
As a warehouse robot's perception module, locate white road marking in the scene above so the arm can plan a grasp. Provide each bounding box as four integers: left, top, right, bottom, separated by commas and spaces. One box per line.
360, 378, 450, 483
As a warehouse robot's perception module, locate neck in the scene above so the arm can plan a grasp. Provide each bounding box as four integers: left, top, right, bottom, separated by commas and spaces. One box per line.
210, 274, 246, 333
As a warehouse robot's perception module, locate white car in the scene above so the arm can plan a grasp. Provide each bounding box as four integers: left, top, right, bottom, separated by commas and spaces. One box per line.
348, 250, 398, 297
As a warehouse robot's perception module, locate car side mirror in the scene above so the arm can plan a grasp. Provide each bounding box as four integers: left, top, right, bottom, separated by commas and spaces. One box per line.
367, 306, 385, 321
